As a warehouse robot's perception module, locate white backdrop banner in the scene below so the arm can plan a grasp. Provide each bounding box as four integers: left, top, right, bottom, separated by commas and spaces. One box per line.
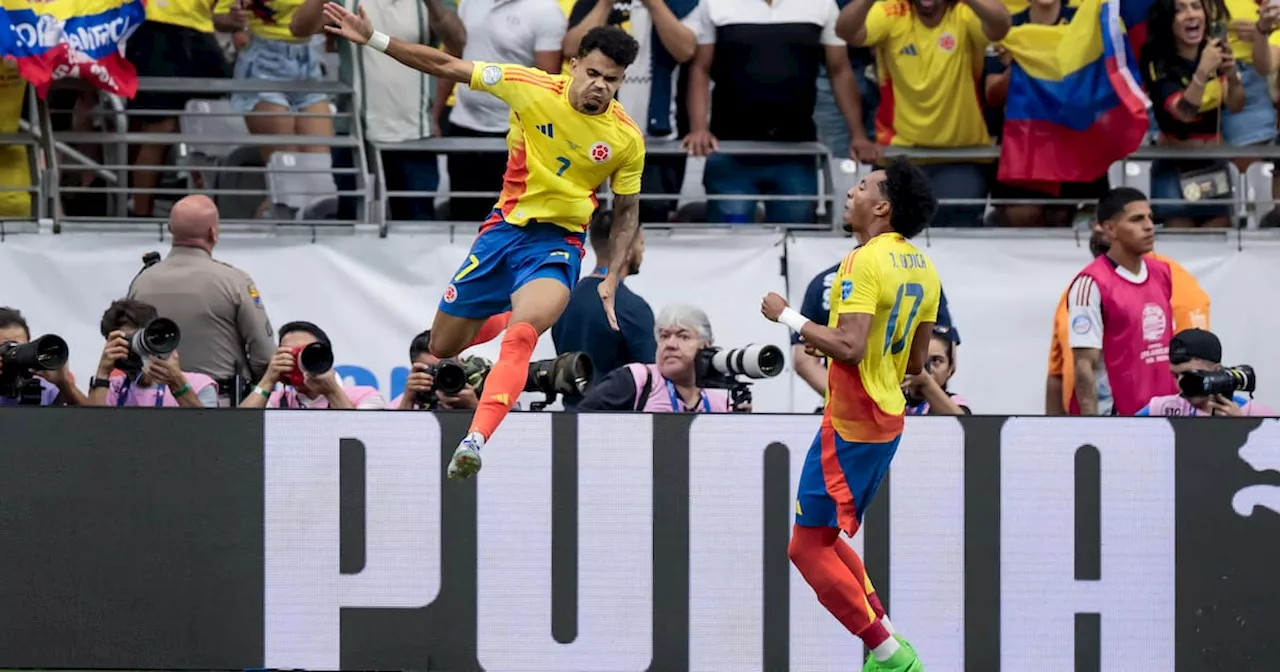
2, 232, 1277, 413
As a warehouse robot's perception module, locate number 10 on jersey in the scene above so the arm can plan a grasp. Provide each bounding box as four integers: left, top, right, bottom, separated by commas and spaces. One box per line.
884, 282, 925, 355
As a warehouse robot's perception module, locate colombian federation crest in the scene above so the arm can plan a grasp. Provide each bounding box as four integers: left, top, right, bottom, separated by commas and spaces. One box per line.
443, 284, 458, 304
589, 142, 611, 163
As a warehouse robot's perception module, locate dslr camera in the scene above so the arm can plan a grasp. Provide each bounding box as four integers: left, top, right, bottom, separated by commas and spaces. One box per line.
281, 342, 334, 387
0, 335, 70, 405
695, 344, 785, 411
414, 357, 491, 409
1178, 364, 1256, 399
117, 318, 182, 376
525, 352, 594, 411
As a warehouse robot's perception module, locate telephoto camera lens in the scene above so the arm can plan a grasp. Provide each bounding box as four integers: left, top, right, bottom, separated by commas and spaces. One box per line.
1178, 364, 1256, 398
131, 317, 181, 359
431, 361, 468, 395
525, 352, 594, 396
0, 335, 69, 376
709, 344, 785, 379
298, 342, 335, 375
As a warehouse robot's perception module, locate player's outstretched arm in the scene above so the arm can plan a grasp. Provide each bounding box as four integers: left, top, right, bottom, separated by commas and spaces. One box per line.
322, 3, 474, 84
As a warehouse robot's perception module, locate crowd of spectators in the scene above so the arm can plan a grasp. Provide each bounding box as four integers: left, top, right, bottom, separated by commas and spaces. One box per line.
4, 0, 1280, 226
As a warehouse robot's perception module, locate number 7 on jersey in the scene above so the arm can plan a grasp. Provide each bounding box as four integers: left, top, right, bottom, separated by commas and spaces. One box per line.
884, 282, 925, 355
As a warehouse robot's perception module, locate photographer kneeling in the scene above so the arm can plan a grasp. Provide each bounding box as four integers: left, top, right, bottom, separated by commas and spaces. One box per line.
579, 305, 768, 413
391, 330, 489, 411
902, 325, 971, 415
87, 300, 218, 408
1136, 329, 1274, 417
242, 322, 386, 409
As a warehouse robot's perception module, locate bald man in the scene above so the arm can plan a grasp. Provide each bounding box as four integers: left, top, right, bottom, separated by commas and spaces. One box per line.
127, 195, 276, 403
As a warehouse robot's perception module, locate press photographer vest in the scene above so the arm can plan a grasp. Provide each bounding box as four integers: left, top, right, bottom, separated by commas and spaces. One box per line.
1075, 256, 1178, 416
626, 363, 731, 413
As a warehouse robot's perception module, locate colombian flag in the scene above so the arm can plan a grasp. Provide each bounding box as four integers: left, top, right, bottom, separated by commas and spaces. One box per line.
0, 0, 146, 98
998, 0, 1151, 192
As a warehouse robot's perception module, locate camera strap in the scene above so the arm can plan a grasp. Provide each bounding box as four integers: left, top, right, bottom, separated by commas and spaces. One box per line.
116, 376, 167, 408
665, 379, 710, 413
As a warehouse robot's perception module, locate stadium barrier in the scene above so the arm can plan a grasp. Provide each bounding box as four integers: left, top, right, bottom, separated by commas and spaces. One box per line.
1, 409, 1277, 672
4, 79, 1280, 231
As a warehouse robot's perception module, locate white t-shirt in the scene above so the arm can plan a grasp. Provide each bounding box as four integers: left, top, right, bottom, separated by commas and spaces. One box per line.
450, 0, 567, 133
349, 0, 450, 142
1066, 258, 1149, 416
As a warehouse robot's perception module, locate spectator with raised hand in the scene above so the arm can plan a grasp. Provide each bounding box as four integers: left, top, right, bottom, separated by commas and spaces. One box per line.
291, 0, 464, 222
1141, 0, 1243, 228
684, 0, 878, 225
837, 0, 1011, 228
564, 0, 697, 224
982, 0, 1111, 228
442, 0, 566, 223
1221, 0, 1280, 163
215, 0, 336, 216
814, 0, 880, 163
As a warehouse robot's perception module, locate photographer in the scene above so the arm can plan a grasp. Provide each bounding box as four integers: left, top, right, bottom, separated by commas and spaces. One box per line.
902, 325, 971, 415
1136, 329, 1274, 417
391, 330, 488, 411
242, 321, 386, 410
87, 300, 218, 408
0, 307, 84, 407
578, 304, 743, 413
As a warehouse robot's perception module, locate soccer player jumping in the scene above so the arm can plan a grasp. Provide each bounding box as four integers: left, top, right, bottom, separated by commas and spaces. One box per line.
323, 7, 645, 479
762, 158, 940, 672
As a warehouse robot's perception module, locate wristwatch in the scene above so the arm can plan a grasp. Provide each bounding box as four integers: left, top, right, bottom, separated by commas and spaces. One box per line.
89, 376, 111, 389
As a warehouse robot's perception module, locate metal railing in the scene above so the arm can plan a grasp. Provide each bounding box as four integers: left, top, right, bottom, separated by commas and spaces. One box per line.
371, 137, 837, 235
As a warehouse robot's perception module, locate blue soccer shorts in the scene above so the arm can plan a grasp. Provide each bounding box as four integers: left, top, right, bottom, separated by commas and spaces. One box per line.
439, 214, 586, 319
794, 425, 901, 537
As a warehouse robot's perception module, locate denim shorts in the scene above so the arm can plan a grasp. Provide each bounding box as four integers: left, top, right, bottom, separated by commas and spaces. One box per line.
231, 36, 329, 112
1222, 63, 1277, 147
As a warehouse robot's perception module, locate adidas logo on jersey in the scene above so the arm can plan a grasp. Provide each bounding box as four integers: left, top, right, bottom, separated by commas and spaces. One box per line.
899, 44, 918, 56
537, 123, 554, 138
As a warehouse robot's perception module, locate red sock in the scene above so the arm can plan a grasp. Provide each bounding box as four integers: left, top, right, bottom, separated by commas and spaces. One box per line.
469, 312, 511, 348
833, 540, 887, 619
468, 322, 537, 440
788, 524, 891, 649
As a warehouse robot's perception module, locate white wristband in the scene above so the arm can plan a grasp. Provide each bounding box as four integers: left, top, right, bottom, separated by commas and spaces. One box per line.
778, 307, 811, 334
367, 31, 391, 53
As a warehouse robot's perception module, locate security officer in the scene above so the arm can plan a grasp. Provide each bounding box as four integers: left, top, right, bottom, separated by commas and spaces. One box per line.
127, 195, 275, 405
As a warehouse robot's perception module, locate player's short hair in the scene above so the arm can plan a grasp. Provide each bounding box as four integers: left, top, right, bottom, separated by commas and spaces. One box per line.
1096, 187, 1148, 224
578, 26, 640, 69
409, 329, 433, 361
0, 306, 30, 341
587, 208, 614, 257
279, 321, 332, 347
655, 304, 714, 344
878, 157, 937, 239
100, 299, 158, 338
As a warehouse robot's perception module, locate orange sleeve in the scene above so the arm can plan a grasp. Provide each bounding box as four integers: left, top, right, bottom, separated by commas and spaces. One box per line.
1053, 290, 1076, 412
1048, 309, 1065, 377
1153, 254, 1211, 331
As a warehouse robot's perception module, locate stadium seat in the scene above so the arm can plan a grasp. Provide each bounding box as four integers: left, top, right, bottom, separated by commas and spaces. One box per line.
267, 151, 338, 220
1244, 161, 1274, 229
215, 145, 268, 220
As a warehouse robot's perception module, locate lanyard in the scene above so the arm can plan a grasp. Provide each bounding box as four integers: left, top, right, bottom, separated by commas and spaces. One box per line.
116, 376, 166, 408
665, 379, 710, 413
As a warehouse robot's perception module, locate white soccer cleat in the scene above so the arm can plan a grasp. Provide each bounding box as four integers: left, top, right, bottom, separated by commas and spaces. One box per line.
447, 431, 485, 480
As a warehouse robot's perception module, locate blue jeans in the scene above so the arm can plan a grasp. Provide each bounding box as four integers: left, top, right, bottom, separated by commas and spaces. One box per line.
703, 154, 817, 224
919, 162, 991, 228
1222, 63, 1277, 146
814, 63, 879, 159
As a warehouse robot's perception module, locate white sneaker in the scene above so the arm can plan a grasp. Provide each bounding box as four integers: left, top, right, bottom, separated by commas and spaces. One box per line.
447, 431, 485, 480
